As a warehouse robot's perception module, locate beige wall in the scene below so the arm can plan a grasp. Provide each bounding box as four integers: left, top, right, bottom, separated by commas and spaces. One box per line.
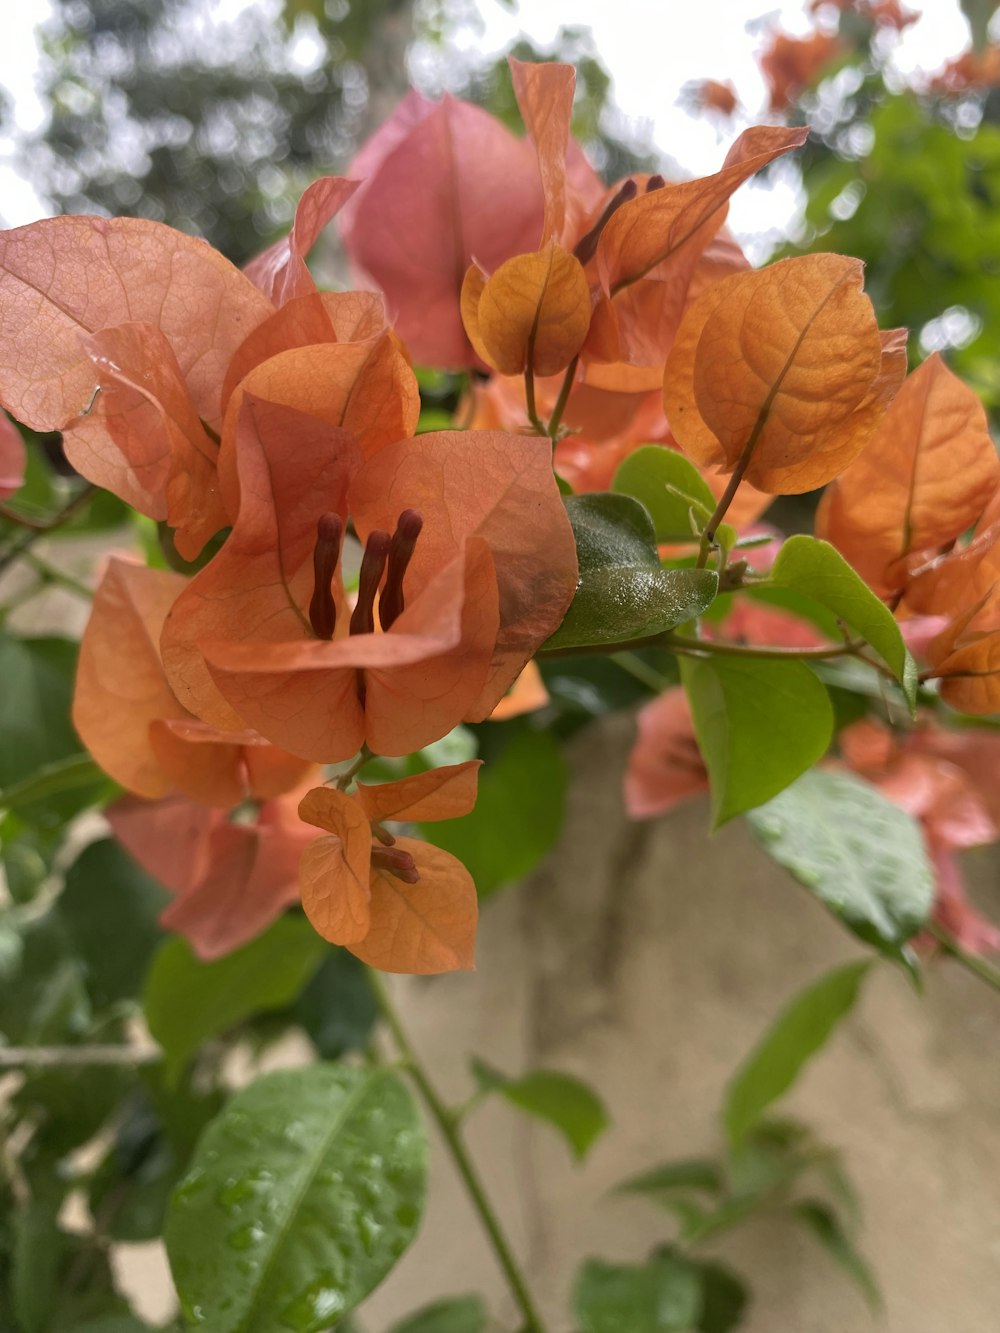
362, 713, 1000, 1333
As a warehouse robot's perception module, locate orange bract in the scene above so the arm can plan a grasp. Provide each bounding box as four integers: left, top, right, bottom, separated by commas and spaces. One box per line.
467, 242, 591, 378
664, 253, 897, 494
243, 176, 358, 306
817, 353, 1000, 596
298, 765, 480, 974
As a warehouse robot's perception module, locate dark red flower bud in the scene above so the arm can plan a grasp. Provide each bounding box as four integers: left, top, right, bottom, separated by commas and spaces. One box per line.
573, 178, 639, 265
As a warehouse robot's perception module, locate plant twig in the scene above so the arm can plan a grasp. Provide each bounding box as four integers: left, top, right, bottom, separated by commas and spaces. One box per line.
0, 484, 97, 576
0, 1045, 161, 1068
546, 355, 579, 441
367, 969, 549, 1333
927, 922, 1000, 994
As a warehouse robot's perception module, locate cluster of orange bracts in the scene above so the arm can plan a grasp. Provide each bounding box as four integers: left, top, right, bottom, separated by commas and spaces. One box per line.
1, 58, 999, 971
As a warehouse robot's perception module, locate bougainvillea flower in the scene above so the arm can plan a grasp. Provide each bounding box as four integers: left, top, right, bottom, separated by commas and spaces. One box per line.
488, 660, 550, 721
340, 90, 544, 367
759, 30, 844, 112
816, 353, 1000, 597
0, 215, 279, 557
664, 254, 904, 494
586, 126, 807, 369
161, 396, 575, 760
74, 556, 310, 804
243, 176, 359, 306
0, 408, 24, 499
625, 688, 709, 819
904, 481, 1000, 619
925, 591, 1000, 715
298, 763, 480, 973
686, 80, 739, 118
108, 785, 317, 960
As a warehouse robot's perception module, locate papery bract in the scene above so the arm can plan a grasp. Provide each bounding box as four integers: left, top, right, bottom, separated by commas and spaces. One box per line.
0, 216, 272, 433
341, 92, 543, 367
74, 557, 309, 804
0, 409, 24, 499
816, 353, 1000, 596
664, 254, 901, 493
298, 765, 480, 973
625, 687, 709, 819
108, 786, 315, 960
243, 176, 359, 306
467, 241, 591, 377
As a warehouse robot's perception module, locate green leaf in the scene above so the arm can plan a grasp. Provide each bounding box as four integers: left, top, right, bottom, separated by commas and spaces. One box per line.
794, 1200, 882, 1310
143, 916, 327, 1083
544, 494, 718, 650
59, 840, 168, 1008
746, 768, 935, 961
615, 1158, 723, 1201
0, 753, 108, 815
470, 1058, 609, 1160
422, 724, 567, 900
74, 1320, 154, 1333
680, 655, 834, 827
166, 1065, 426, 1333
0, 634, 96, 824
573, 1251, 703, 1332
723, 962, 870, 1150
693, 1261, 748, 1333
612, 444, 715, 541
768, 535, 916, 708
291, 949, 377, 1060
387, 1295, 488, 1333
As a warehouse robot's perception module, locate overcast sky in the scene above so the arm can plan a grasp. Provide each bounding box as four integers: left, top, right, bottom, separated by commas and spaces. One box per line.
0, 0, 975, 237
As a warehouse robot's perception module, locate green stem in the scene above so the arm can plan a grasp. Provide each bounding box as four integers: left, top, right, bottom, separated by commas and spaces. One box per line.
23, 551, 93, 598
667, 634, 857, 663
612, 651, 674, 692
523, 366, 546, 436
927, 922, 1000, 994
367, 970, 548, 1333
0, 484, 97, 575
546, 355, 579, 441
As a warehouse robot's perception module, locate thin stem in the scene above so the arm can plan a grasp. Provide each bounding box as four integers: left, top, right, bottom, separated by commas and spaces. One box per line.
0, 1045, 161, 1068
546, 355, 579, 441
23, 551, 93, 599
333, 744, 373, 791
367, 970, 548, 1333
0, 484, 97, 576
927, 922, 1000, 994
612, 651, 674, 693
667, 634, 858, 663
523, 366, 546, 436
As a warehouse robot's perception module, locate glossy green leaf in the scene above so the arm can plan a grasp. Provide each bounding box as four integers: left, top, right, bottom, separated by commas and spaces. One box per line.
612, 444, 715, 541
387, 1295, 488, 1333
0, 754, 107, 815
573, 1251, 702, 1332
470, 1058, 609, 1160
794, 1200, 882, 1311
680, 655, 834, 827
746, 768, 935, 961
59, 839, 168, 1008
143, 916, 327, 1083
724, 962, 870, 1150
422, 724, 567, 900
166, 1065, 426, 1333
544, 494, 718, 650
768, 536, 916, 708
